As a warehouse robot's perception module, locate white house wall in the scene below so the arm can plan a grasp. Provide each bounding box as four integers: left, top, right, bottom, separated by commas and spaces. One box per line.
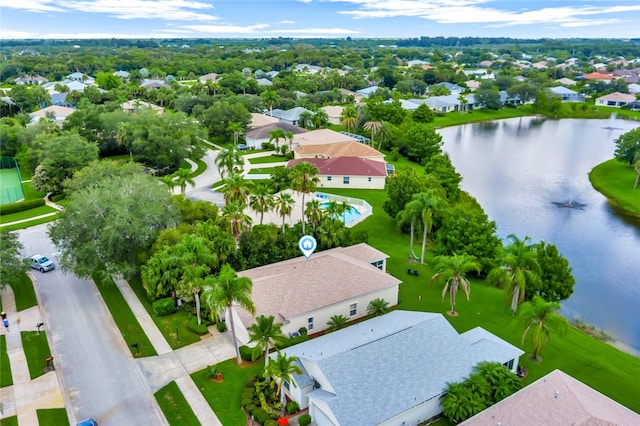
376, 395, 443, 426
317, 175, 386, 190
309, 399, 341, 426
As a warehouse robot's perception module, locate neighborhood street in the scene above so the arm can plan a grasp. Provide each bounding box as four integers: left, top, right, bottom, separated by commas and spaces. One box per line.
18, 225, 167, 426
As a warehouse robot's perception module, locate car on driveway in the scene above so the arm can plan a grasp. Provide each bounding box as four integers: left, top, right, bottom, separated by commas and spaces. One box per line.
237, 143, 250, 151
77, 419, 98, 426
26, 254, 55, 272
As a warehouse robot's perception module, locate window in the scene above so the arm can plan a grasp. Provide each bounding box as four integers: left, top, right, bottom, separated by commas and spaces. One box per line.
370, 259, 384, 270
308, 316, 314, 330
367, 177, 372, 182
284, 380, 290, 391
343, 176, 350, 184
349, 303, 357, 316
504, 359, 514, 370
327, 176, 332, 181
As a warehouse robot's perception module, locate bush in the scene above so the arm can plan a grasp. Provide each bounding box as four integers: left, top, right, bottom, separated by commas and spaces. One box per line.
0, 198, 45, 215
285, 400, 299, 414
152, 297, 176, 316
277, 333, 309, 349
216, 321, 227, 332
186, 316, 210, 335
261, 142, 275, 150
298, 413, 312, 426
264, 420, 278, 426
298, 327, 308, 335
239, 345, 254, 362
245, 404, 257, 415
50, 194, 65, 202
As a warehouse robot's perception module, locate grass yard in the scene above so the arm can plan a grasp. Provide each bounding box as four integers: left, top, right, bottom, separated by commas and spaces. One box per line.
36, 408, 70, 426
128, 277, 200, 349
0, 335, 12, 387
0, 416, 17, 426
0, 215, 58, 231
192, 358, 265, 426
0, 205, 57, 224
9, 272, 38, 311
22, 181, 46, 201
155, 381, 201, 426
323, 187, 640, 413
432, 106, 534, 128
92, 273, 157, 357
589, 159, 640, 216
247, 155, 287, 165
21, 331, 51, 380
190, 158, 207, 178
248, 167, 280, 175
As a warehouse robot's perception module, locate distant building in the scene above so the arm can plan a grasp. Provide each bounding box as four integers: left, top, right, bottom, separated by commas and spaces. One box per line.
595, 92, 636, 107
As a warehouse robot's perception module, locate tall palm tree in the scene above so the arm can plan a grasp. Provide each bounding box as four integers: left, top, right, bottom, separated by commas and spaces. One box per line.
202, 264, 255, 364
171, 168, 196, 195
312, 109, 329, 129
141, 248, 182, 300
488, 235, 542, 316
405, 190, 447, 264
215, 146, 244, 178
305, 199, 324, 230
269, 128, 286, 152
221, 202, 252, 246
298, 110, 314, 129
363, 121, 383, 147
518, 295, 567, 362
264, 351, 304, 414
227, 121, 244, 145
431, 253, 481, 316
222, 173, 253, 206
260, 90, 279, 116
285, 130, 295, 154
116, 123, 133, 160
290, 162, 320, 234
249, 183, 274, 225
340, 105, 359, 132
396, 203, 422, 261
458, 94, 468, 114
366, 298, 390, 317
324, 200, 341, 220
247, 315, 286, 365
274, 192, 295, 232
326, 314, 349, 331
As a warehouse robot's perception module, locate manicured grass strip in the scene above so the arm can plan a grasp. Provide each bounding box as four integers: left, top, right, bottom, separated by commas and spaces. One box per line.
21, 331, 51, 380
247, 155, 287, 165
192, 359, 265, 426
9, 272, 38, 311
92, 273, 157, 357
0, 214, 58, 231
0, 206, 57, 224
589, 159, 640, 216
36, 408, 70, 426
325, 187, 640, 413
248, 167, 279, 175
22, 181, 46, 201
191, 158, 207, 178
0, 416, 18, 426
432, 106, 533, 128
155, 380, 201, 426
128, 277, 200, 349
0, 335, 13, 387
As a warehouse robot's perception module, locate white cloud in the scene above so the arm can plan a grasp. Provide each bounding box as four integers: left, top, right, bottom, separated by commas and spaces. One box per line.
277, 20, 296, 24
182, 24, 270, 34
0, 29, 40, 39
1, 0, 64, 12
60, 0, 218, 20
268, 27, 360, 35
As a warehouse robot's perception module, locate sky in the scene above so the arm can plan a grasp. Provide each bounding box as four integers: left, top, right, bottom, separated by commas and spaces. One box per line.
1, 0, 640, 40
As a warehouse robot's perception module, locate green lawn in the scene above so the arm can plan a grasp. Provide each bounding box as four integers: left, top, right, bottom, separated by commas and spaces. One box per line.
0, 416, 18, 426
190, 158, 208, 178
92, 273, 157, 357
248, 167, 280, 175
589, 159, 640, 216
322, 187, 640, 413
0, 205, 57, 224
21, 331, 51, 380
22, 181, 46, 201
36, 408, 70, 426
9, 272, 38, 311
0, 214, 58, 231
128, 277, 200, 349
192, 358, 265, 426
247, 155, 287, 165
0, 335, 12, 387
432, 106, 534, 128
155, 381, 201, 426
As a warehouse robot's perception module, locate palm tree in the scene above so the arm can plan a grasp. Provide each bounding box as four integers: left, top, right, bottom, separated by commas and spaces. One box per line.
324, 200, 341, 220
264, 351, 303, 414
340, 105, 358, 132
487, 235, 542, 316
269, 128, 286, 152
363, 121, 383, 147
202, 264, 255, 364
366, 298, 390, 317
285, 130, 295, 153
260, 90, 279, 116
274, 192, 295, 232
326, 314, 349, 331
215, 146, 244, 178
290, 162, 320, 234
141, 249, 181, 300
305, 199, 324, 230
247, 315, 286, 365
171, 168, 196, 196
298, 110, 314, 129
221, 202, 252, 246
227, 121, 244, 145
405, 190, 447, 264
396, 203, 421, 261
249, 183, 274, 225
458, 94, 468, 114
431, 253, 481, 316
312, 109, 329, 129
222, 173, 253, 206
116, 123, 133, 160
518, 295, 567, 362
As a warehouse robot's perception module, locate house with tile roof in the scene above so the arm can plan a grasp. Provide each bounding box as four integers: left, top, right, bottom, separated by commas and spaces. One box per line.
29, 105, 76, 125
294, 141, 385, 162
461, 369, 640, 426
120, 100, 164, 113
580, 72, 613, 82
355, 85, 380, 98
234, 244, 400, 343
555, 77, 577, 86
14, 75, 48, 85
199, 73, 219, 84
293, 129, 359, 148
319, 105, 345, 125
249, 113, 280, 129
245, 122, 308, 149
273, 310, 523, 426
595, 92, 636, 107
270, 107, 315, 126
287, 157, 387, 189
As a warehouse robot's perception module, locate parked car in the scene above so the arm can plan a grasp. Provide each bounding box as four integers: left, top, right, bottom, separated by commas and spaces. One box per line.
77, 419, 98, 426
237, 143, 249, 151
26, 255, 55, 272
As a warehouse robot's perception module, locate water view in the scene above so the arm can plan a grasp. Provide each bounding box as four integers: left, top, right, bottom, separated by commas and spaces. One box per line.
439, 117, 640, 356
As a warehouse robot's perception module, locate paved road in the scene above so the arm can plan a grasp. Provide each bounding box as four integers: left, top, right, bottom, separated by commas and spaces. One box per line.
187, 144, 225, 205
18, 224, 166, 426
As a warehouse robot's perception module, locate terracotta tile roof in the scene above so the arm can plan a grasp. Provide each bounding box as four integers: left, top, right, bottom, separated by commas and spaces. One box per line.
249, 113, 280, 128
581, 72, 613, 80
320, 105, 344, 118
245, 122, 308, 139
461, 369, 640, 426
597, 92, 636, 102
294, 141, 384, 159
29, 105, 75, 117
236, 245, 400, 327
294, 129, 357, 146
287, 157, 387, 177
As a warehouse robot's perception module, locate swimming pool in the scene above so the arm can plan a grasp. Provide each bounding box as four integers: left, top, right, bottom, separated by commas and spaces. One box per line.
319, 202, 361, 224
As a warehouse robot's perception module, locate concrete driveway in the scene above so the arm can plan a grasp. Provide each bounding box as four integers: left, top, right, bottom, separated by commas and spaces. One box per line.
18, 224, 167, 426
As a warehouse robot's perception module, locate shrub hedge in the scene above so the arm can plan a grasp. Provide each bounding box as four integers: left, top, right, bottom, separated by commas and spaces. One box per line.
152, 297, 176, 316
186, 316, 210, 335
239, 345, 253, 362
285, 400, 299, 414
216, 321, 227, 332
298, 413, 312, 426
0, 199, 45, 215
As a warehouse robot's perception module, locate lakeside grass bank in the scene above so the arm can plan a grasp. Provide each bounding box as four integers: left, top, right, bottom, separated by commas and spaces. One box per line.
589, 159, 640, 216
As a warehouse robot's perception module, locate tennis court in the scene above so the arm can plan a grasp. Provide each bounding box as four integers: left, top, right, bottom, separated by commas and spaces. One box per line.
0, 158, 25, 205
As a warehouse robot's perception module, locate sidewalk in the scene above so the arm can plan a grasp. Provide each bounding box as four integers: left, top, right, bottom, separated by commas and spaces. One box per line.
0, 286, 64, 424
0, 193, 64, 229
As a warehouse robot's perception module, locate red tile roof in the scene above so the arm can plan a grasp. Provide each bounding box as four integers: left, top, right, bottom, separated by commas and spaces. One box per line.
287, 157, 387, 176
581, 72, 613, 80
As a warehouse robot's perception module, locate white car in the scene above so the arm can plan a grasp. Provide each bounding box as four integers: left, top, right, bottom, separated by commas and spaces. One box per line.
27, 255, 55, 272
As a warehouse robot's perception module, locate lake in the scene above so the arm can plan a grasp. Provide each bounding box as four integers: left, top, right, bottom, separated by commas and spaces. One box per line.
439, 117, 640, 356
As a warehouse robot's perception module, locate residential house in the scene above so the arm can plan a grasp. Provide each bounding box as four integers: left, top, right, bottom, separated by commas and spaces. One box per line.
406, 59, 429, 67
420, 94, 475, 113
294, 141, 385, 162
580, 72, 613, 82
235, 244, 400, 342
461, 369, 640, 426
532, 61, 549, 69
478, 60, 493, 68
256, 78, 273, 86
549, 86, 584, 102
293, 129, 360, 149
627, 83, 640, 95
355, 85, 380, 98
249, 113, 280, 129
29, 105, 76, 125
120, 100, 164, 113
287, 157, 387, 189
274, 310, 523, 426
244, 122, 307, 149
319, 105, 345, 125
338, 88, 364, 103
465, 80, 481, 91
434, 82, 465, 96
499, 90, 522, 106
199, 73, 219, 84
113, 70, 130, 79
292, 64, 323, 74
14, 75, 48, 85
270, 107, 315, 126
66, 72, 95, 83
555, 77, 577, 86
140, 79, 170, 90
595, 92, 636, 107
384, 99, 421, 111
